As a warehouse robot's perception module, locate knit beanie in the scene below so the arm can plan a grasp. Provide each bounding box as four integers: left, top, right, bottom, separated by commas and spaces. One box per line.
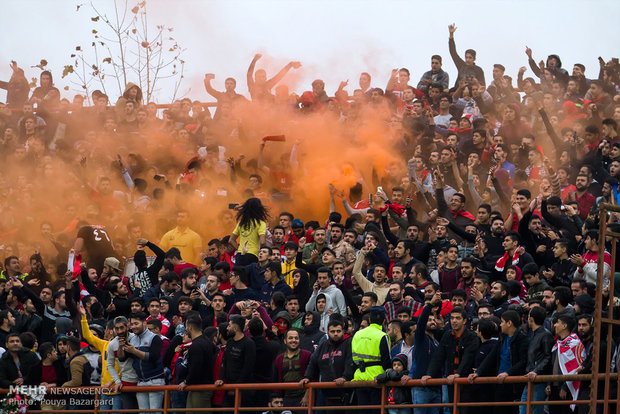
392, 353, 408, 370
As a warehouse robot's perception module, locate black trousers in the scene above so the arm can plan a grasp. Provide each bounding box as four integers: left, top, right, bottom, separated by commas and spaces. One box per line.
356, 387, 382, 414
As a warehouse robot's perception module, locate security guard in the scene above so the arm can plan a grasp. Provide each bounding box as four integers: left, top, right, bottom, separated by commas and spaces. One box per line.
349, 306, 391, 413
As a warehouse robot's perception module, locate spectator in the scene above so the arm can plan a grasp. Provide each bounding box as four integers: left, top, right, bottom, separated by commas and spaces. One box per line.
274, 329, 311, 407
301, 318, 351, 411
126, 312, 165, 413
215, 315, 256, 407
0, 333, 41, 387
422, 308, 480, 410
470, 310, 528, 411
62, 336, 94, 408
521, 306, 554, 414
177, 315, 216, 409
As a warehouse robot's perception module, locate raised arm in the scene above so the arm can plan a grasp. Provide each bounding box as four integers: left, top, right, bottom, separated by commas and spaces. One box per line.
352, 249, 373, 293
18, 283, 45, 316
448, 24, 464, 70
538, 106, 562, 148
257, 141, 271, 174
380, 213, 399, 247
141, 239, 166, 286
266, 61, 301, 90
385, 69, 398, 93
247, 54, 260, 92
203, 74, 224, 100
525, 46, 543, 78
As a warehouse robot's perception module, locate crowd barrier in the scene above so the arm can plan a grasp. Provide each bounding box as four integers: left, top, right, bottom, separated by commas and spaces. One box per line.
5, 373, 618, 414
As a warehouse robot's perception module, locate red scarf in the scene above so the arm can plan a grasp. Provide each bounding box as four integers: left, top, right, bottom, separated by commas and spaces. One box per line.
420, 169, 429, 183
379, 203, 406, 216
450, 209, 475, 220
495, 250, 520, 271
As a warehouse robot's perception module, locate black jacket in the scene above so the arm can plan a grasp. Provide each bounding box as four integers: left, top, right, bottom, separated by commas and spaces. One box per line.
300, 311, 326, 352
427, 328, 480, 378
375, 368, 412, 404
477, 329, 529, 377
185, 335, 216, 385
548, 259, 576, 288
0, 348, 42, 387
304, 336, 352, 382
526, 326, 553, 374
251, 334, 280, 383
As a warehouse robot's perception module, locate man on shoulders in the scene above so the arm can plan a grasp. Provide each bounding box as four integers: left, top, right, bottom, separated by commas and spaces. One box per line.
418, 55, 450, 93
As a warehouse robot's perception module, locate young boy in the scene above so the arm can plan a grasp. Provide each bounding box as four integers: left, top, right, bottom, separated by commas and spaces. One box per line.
375, 353, 412, 413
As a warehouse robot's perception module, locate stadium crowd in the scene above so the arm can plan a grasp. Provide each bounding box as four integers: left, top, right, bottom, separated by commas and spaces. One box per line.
0, 24, 619, 414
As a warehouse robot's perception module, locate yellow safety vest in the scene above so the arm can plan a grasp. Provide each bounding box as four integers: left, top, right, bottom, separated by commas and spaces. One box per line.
351, 323, 389, 381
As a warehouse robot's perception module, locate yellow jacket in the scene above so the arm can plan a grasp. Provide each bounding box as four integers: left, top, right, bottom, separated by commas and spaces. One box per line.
80, 315, 120, 394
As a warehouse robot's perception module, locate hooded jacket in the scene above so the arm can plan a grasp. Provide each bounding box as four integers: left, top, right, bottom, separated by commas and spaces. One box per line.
300, 311, 327, 352
292, 268, 312, 309
305, 284, 346, 316
115, 82, 143, 117
0, 68, 29, 108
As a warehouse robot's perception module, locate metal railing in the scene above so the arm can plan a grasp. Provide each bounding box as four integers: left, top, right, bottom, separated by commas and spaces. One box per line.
7, 373, 618, 414
593, 203, 620, 414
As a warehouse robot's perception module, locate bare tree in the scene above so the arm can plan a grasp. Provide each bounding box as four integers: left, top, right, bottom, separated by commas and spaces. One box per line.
63, 0, 186, 103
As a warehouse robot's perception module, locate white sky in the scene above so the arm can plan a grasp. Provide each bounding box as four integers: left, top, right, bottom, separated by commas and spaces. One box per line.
1, 0, 618, 103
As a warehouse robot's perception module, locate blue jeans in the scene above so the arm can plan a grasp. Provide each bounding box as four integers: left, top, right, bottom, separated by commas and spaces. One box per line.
389, 408, 412, 414
442, 385, 451, 414
413, 387, 442, 414
519, 383, 546, 414
170, 391, 187, 409
136, 378, 165, 414
99, 394, 123, 414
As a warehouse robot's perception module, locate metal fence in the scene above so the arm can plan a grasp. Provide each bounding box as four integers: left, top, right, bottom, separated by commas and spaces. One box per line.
6, 372, 618, 414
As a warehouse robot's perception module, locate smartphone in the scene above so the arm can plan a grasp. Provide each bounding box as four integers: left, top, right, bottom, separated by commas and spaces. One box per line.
440, 292, 450, 300
228, 203, 239, 210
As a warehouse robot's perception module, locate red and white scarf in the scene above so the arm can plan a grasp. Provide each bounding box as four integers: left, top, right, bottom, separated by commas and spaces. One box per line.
495, 251, 520, 271
552, 333, 586, 406
71, 254, 90, 303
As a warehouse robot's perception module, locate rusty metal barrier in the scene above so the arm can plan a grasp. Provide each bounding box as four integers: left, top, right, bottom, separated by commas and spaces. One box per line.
6, 373, 617, 414
593, 203, 620, 414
